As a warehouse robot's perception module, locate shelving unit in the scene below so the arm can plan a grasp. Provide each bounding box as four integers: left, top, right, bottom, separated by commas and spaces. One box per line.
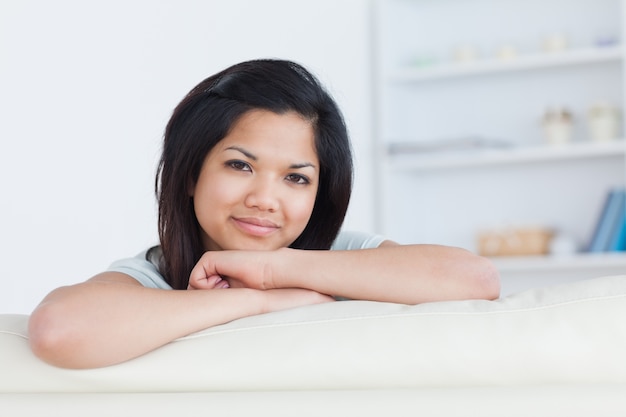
388, 140, 626, 171
373, 0, 626, 290
492, 252, 626, 296
492, 252, 626, 273
390, 45, 622, 82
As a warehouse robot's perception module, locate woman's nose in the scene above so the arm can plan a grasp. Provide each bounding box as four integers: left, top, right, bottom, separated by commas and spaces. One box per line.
244, 177, 280, 212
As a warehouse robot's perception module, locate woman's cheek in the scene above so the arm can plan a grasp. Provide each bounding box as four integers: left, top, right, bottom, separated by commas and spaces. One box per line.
292, 191, 317, 225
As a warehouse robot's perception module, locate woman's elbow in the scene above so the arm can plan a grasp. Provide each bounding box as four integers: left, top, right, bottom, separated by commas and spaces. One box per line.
473, 256, 501, 300
28, 301, 81, 368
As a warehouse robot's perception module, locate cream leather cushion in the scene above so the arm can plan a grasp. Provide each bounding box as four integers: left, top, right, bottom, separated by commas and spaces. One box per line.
1, 274, 625, 393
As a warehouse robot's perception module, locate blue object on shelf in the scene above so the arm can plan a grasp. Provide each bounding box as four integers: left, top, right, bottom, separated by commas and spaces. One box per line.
588, 188, 626, 252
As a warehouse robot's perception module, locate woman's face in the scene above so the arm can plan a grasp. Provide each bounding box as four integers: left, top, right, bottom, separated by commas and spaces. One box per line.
192, 109, 319, 251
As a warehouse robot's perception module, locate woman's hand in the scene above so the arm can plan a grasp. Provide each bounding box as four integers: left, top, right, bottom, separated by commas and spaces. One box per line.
187, 273, 231, 290
187, 250, 335, 312
188, 249, 284, 291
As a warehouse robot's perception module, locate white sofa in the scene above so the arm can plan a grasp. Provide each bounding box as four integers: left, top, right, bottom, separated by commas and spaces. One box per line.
1, 274, 626, 417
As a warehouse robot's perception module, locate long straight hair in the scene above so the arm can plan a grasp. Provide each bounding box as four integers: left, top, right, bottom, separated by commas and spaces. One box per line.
154, 59, 353, 289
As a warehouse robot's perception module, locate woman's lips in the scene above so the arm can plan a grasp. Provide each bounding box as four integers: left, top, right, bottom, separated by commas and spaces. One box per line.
232, 217, 280, 237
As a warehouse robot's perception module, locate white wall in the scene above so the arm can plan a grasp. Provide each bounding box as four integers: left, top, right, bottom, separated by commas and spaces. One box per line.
0, 0, 374, 314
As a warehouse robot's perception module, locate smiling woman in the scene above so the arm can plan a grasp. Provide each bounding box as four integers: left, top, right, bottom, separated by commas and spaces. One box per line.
153, 60, 354, 290
192, 110, 319, 253
27, 59, 500, 369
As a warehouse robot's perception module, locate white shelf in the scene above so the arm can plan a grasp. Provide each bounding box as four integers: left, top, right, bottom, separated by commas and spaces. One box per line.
375, 0, 625, 282
491, 252, 626, 273
387, 140, 626, 172
391, 46, 622, 82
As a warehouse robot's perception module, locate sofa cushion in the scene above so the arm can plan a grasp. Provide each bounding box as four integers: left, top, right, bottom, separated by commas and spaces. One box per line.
1, 274, 625, 393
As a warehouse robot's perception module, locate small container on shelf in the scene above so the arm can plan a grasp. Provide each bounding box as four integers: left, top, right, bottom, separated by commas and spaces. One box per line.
594, 33, 619, 48
410, 52, 439, 69
495, 44, 518, 61
452, 45, 480, 63
541, 107, 573, 145
587, 102, 620, 142
541, 33, 568, 53
549, 232, 579, 256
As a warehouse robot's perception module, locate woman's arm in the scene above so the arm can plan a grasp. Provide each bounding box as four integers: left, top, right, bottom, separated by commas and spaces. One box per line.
29, 273, 333, 369
275, 241, 501, 303
190, 241, 500, 304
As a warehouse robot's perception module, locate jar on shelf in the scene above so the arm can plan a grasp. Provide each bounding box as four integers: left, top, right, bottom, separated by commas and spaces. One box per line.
495, 44, 518, 61
541, 107, 573, 145
587, 102, 620, 142
452, 45, 479, 63
541, 33, 568, 52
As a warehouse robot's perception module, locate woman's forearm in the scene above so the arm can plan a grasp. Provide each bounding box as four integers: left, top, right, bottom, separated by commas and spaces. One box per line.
29, 274, 270, 369
272, 244, 500, 304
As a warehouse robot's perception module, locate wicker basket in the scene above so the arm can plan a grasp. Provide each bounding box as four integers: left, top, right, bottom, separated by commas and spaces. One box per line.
477, 227, 554, 257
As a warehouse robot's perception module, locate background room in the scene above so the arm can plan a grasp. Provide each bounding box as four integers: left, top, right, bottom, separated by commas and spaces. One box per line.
373, 0, 626, 295
1, 0, 625, 314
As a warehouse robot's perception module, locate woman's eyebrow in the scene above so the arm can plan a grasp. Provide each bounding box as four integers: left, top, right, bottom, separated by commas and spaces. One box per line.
225, 145, 317, 170
289, 162, 316, 170
225, 146, 257, 160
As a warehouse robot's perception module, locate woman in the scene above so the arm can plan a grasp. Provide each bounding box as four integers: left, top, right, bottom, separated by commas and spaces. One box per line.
29, 59, 500, 369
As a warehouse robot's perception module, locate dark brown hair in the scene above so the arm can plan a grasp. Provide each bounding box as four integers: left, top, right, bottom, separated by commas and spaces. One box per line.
154, 59, 353, 289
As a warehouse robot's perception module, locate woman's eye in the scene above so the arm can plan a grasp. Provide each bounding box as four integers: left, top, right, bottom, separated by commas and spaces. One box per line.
286, 173, 310, 185
227, 160, 251, 172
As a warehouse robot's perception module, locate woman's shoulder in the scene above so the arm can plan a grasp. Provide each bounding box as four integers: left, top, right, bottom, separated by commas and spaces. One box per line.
106, 246, 172, 290
331, 230, 386, 250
